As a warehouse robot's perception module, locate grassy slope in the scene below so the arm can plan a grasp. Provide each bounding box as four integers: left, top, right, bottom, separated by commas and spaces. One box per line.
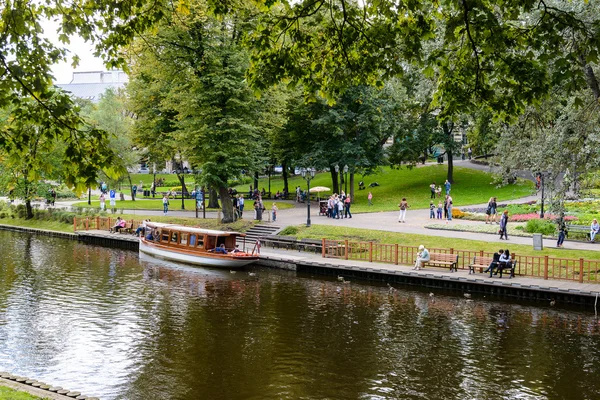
235, 165, 533, 212
285, 224, 600, 260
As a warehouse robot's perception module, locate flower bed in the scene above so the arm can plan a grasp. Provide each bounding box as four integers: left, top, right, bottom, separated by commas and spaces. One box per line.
510, 213, 578, 222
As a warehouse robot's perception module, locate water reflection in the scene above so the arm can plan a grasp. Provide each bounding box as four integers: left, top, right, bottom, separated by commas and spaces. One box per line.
0, 231, 599, 399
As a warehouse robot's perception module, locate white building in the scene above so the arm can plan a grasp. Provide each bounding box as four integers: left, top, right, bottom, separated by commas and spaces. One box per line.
56, 70, 128, 103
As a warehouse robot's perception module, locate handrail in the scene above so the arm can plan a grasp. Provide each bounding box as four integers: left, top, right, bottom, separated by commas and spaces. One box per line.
322, 239, 599, 283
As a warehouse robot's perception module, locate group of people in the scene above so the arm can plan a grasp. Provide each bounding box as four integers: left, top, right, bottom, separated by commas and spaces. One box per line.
429, 180, 451, 199
484, 249, 513, 277
325, 192, 352, 219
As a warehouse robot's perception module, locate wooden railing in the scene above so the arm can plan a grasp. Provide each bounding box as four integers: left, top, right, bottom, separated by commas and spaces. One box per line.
74, 217, 144, 232
322, 239, 600, 283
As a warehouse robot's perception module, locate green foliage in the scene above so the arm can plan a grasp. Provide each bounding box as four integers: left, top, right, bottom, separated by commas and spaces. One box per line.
0, 385, 45, 400
525, 219, 557, 235
279, 226, 298, 236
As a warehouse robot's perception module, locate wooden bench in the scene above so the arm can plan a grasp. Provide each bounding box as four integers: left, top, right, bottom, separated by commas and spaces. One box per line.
469, 255, 493, 274
260, 235, 298, 250
423, 253, 458, 272
469, 255, 517, 278
118, 222, 134, 234
297, 238, 322, 253
566, 224, 591, 241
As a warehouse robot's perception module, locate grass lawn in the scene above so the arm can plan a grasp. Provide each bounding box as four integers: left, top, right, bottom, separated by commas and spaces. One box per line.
0, 213, 256, 233
281, 224, 600, 260
71, 199, 295, 211
129, 173, 196, 186
235, 165, 534, 212
0, 386, 46, 400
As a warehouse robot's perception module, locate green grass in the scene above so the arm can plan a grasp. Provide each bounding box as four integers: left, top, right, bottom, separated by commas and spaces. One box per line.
71, 199, 295, 211
0, 213, 257, 233
0, 386, 47, 399
282, 224, 600, 260
129, 173, 196, 186
235, 165, 533, 212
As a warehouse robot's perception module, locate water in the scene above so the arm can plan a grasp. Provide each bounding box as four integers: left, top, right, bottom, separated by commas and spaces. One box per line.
0, 231, 599, 400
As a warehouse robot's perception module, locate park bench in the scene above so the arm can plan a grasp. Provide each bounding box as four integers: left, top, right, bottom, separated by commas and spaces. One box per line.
468, 255, 517, 278
566, 224, 591, 241
297, 238, 322, 253
118, 222, 134, 234
423, 253, 459, 272
260, 235, 298, 250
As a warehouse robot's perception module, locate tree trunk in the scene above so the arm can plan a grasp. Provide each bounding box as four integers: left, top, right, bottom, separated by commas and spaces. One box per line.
127, 173, 135, 201
25, 199, 33, 220
282, 160, 289, 193
208, 187, 220, 209
253, 171, 259, 192
219, 186, 234, 223
330, 168, 339, 194
350, 172, 355, 203
447, 149, 454, 183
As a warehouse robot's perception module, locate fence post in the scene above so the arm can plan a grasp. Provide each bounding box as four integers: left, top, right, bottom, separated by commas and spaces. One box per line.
73, 217, 77, 232
345, 239, 349, 260
480, 250, 484, 257
579, 258, 584, 283
96, 216, 99, 230
395, 244, 399, 265
544, 256, 549, 280
450, 248, 454, 254
321, 238, 326, 258
369, 241, 373, 263
85, 217, 89, 230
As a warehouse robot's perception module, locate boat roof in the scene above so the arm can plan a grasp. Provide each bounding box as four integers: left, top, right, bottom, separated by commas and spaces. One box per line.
146, 222, 245, 237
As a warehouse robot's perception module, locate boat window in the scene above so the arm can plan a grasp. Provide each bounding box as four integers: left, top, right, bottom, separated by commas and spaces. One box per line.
189, 234, 197, 246
171, 232, 178, 244
197, 238, 204, 249
180, 233, 188, 245
161, 230, 170, 242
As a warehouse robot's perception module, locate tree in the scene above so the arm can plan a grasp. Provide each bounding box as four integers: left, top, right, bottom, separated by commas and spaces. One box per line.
0, 91, 115, 218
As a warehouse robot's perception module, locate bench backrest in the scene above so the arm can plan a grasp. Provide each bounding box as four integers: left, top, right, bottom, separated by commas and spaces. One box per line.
472, 256, 493, 265
429, 253, 458, 263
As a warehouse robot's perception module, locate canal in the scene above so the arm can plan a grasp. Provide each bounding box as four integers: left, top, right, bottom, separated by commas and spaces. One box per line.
0, 231, 599, 399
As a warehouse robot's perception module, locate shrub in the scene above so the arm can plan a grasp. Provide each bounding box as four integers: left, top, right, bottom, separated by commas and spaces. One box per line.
280, 226, 298, 235
452, 208, 466, 219
525, 219, 556, 235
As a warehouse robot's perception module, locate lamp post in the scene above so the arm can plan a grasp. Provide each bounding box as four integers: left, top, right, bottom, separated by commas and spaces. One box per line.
268, 165, 271, 199
343, 165, 348, 195
301, 168, 316, 227
540, 173, 545, 219
334, 164, 339, 193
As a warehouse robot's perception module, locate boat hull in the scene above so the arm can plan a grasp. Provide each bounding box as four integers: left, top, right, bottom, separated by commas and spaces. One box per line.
139, 240, 258, 268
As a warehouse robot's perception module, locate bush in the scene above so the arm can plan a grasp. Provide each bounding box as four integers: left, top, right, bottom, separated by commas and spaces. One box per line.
525, 219, 556, 235
280, 226, 298, 235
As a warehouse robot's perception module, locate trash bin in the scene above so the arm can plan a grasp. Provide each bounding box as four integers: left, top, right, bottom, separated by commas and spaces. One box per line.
533, 233, 543, 250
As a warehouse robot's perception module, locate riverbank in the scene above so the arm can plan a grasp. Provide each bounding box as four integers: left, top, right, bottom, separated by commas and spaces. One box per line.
0, 375, 93, 399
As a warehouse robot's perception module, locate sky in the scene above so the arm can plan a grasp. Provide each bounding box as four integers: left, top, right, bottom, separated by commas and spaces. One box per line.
44, 19, 107, 84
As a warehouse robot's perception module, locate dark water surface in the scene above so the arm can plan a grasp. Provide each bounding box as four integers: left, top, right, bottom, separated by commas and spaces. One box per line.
1, 231, 600, 400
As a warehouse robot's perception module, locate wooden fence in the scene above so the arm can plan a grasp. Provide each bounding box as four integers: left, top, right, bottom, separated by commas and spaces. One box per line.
321, 239, 600, 283
74, 216, 144, 232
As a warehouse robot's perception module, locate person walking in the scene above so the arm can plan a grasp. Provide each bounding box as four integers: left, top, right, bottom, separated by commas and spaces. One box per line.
437, 201, 443, 219
337, 197, 344, 219
344, 195, 352, 218
444, 180, 451, 195
468, 147, 472, 160
557, 219, 566, 248
499, 210, 509, 240
485, 197, 493, 224
398, 198, 409, 223
490, 197, 498, 224
99, 192, 106, 211
429, 201, 435, 219
162, 194, 169, 215
446, 195, 453, 221
443, 195, 448, 219
368, 192, 373, 206
430, 182, 436, 199
238, 195, 245, 218
271, 203, 278, 222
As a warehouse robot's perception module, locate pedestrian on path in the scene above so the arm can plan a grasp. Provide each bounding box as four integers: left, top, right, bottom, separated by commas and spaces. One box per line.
557, 219, 566, 248
100, 192, 106, 211
398, 198, 409, 223
430, 182, 436, 199
446, 195, 453, 221
344, 196, 352, 218
162, 194, 169, 215
437, 201, 443, 219
272, 203, 278, 222
490, 197, 498, 224
429, 201, 435, 219
239, 195, 245, 218
499, 210, 509, 240
368, 192, 373, 206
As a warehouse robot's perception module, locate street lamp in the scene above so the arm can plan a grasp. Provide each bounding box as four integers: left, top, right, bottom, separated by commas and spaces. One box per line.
343, 165, 348, 195
301, 168, 316, 227
334, 164, 339, 193
540, 172, 545, 219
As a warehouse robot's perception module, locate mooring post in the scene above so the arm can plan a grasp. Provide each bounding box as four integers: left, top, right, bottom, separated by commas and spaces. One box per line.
544, 256, 549, 280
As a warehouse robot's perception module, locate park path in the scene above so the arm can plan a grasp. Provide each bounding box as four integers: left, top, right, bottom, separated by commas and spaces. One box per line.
6, 160, 593, 251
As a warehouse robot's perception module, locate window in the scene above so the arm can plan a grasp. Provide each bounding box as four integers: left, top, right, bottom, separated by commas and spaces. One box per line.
161, 230, 170, 242
181, 233, 188, 245
171, 232, 179, 244
189, 234, 197, 246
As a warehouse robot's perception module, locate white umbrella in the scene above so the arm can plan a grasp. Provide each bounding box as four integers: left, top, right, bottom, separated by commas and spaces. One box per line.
309, 186, 331, 202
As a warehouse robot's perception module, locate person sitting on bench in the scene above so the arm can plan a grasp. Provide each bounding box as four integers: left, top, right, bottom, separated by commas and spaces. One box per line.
413, 245, 430, 271
485, 249, 504, 277
110, 217, 126, 233
497, 249, 513, 277
215, 244, 228, 254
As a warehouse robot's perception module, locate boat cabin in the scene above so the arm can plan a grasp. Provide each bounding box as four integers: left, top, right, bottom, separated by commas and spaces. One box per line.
144, 223, 244, 253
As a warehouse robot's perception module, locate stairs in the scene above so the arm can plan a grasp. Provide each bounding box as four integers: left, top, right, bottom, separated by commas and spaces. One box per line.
237, 224, 281, 247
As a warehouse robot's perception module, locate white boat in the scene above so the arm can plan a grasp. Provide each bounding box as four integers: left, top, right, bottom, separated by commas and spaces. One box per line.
139, 222, 259, 268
